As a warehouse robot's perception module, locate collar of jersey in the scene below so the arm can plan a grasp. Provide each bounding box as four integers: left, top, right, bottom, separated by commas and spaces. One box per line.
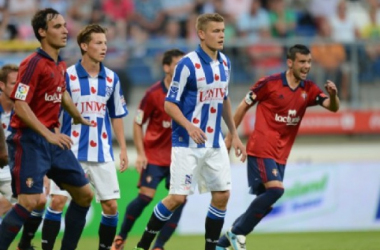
160, 80, 168, 93
281, 71, 305, 89
75, 60, 106, 78
195, 45, 223, 64
37, 48, 63, 63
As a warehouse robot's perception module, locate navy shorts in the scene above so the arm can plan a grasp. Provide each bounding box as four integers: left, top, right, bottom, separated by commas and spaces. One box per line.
138, 164, 170, 190
7, 128, 88, 195
247, 156, 285, 195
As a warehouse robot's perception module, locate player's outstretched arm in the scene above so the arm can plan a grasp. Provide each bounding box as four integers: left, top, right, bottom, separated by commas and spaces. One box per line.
61, 91, 92, 126
322, 80, 340, 112
0, 124, 7, 168
164, 101, 207, 144
133, 121, 147, 173
111, 118, 129, 172
222, 97, 247, 162
14, 100, 72, 149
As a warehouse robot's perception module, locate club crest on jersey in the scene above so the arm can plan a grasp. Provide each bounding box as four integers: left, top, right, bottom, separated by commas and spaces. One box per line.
301, 91, 307, 100
162, 120, 171, 128
26, 178, 34, 188
14, 83, 29, 101
106, 86, 113, 97
272, 169, 278, 177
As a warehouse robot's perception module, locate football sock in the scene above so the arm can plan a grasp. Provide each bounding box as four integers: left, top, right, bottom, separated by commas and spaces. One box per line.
136, 201, 173, 250
98, 212, 118, 250
42, 207, 63, 250
217, 207, 273, 247
18, 209, 44, 248
233, 187, 284, 235
0, 204, 30, 250
61, 201, 89, 250
119, 194, 152, 239
153, 203, 185, 249
205, 204, 226, 250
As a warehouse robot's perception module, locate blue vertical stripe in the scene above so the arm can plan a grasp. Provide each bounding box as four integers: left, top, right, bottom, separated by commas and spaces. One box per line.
78, 116, 90, 160
97, 117, 104, 162
79, 77, 90, 96
98, 77, 106, 97
199, 59, 213, 84
104, 111, 114, 160
61, 111, 72, 136
213, 103, 223, 148
198, 103, 209, 148
106, 77, 117, 117
65, 73, 71, 93
218, 63, 227, 82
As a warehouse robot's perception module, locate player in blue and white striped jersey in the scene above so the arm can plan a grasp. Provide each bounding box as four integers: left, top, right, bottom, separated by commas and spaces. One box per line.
41, 24, 129, 250
134, 13, 247, 250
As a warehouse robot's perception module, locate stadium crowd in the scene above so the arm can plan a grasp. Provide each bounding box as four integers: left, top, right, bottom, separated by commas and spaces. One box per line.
1, 0, 380, 101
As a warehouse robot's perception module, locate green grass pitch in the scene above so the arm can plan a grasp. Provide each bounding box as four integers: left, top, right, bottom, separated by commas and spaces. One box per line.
10, 231, 380, 250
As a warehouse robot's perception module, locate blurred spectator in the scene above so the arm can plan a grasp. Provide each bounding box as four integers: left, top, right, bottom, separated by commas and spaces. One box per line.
39, 0, 69, 16
308, 0, 339, 21
311, 18, 350, 100
329, 0, 359, 44
236, 0, 270, 42
0, 0, 18, 41
268, 0, 297, 37
127, 24, 150, 59
104, 22, 132, 103
132, 0, 165, 35
66, 0, 97, 37
102, 0, 134, 39
223, 0, 251, 19
161, 0, 195, 38
7, 0, 37, 40
246, 28, 284, 80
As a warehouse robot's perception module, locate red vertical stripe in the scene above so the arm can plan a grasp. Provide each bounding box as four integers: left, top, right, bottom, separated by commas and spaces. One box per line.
13, 130, 23, 194
257, 158, 268, 183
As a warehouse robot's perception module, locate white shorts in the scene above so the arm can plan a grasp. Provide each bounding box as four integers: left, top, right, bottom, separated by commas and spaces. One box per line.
50, 161, 120, 202
169, 146, 231, 195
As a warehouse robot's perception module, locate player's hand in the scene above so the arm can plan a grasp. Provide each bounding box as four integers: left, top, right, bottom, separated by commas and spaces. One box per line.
73, 116, 92, 126
135, 153, 148, 174
119, 149, 129, 173
224, 133, 232, 152
231, 134, 247, 162
46, 132, 73, 150
325, 80, 338, 96
187, 124, 207, 145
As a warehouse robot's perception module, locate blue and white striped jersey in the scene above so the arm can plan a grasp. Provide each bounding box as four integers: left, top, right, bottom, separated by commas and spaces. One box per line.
166, 45, 231, 148
61, 61, 128, 162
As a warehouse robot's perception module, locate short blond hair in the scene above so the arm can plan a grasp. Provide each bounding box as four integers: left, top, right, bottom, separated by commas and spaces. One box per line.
0, 64, 18, 84
196, 13, 224, 31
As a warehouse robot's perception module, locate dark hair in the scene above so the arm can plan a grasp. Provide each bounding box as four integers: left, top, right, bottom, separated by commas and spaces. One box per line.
287, 44, 311, 60
77, 24, 107, 55
162, 49, 185, 65
31, 8, 60, 42
0, 64, 19, 83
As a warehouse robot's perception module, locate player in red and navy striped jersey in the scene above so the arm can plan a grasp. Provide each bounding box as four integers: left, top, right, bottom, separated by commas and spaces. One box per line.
112, 49, 185, 250
217, 44, 340, 250
0, 8, 94, 250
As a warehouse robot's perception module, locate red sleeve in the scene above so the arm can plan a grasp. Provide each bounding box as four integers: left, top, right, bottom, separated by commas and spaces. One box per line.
250, 77, 269, 102
135, 90, 155, 125
11, 57, 42, 103
307, 81, 328, 107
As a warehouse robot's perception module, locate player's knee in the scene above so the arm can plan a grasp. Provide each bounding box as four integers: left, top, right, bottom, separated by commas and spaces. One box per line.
211, 190, 230, 209
50, 195, 68, 211
36, 194, 47, 209
266, 187, 284, 201
101, 200, 118, 215
166, 194, 186, 209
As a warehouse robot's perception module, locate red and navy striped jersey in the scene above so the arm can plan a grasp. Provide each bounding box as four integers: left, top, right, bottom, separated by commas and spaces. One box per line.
246, 72, 327, 164
10, 48, 66, 129
136, 81, 172, 166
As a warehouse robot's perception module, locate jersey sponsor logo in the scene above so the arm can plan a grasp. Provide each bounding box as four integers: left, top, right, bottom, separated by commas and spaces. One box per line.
76, 101, 106, 115
14, 83, 29, 100
199, 87, 226, 102
45, 93, 62, 103
72, 88, 80, 93
275, 109, 301, 126
135, 109, 144, 125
